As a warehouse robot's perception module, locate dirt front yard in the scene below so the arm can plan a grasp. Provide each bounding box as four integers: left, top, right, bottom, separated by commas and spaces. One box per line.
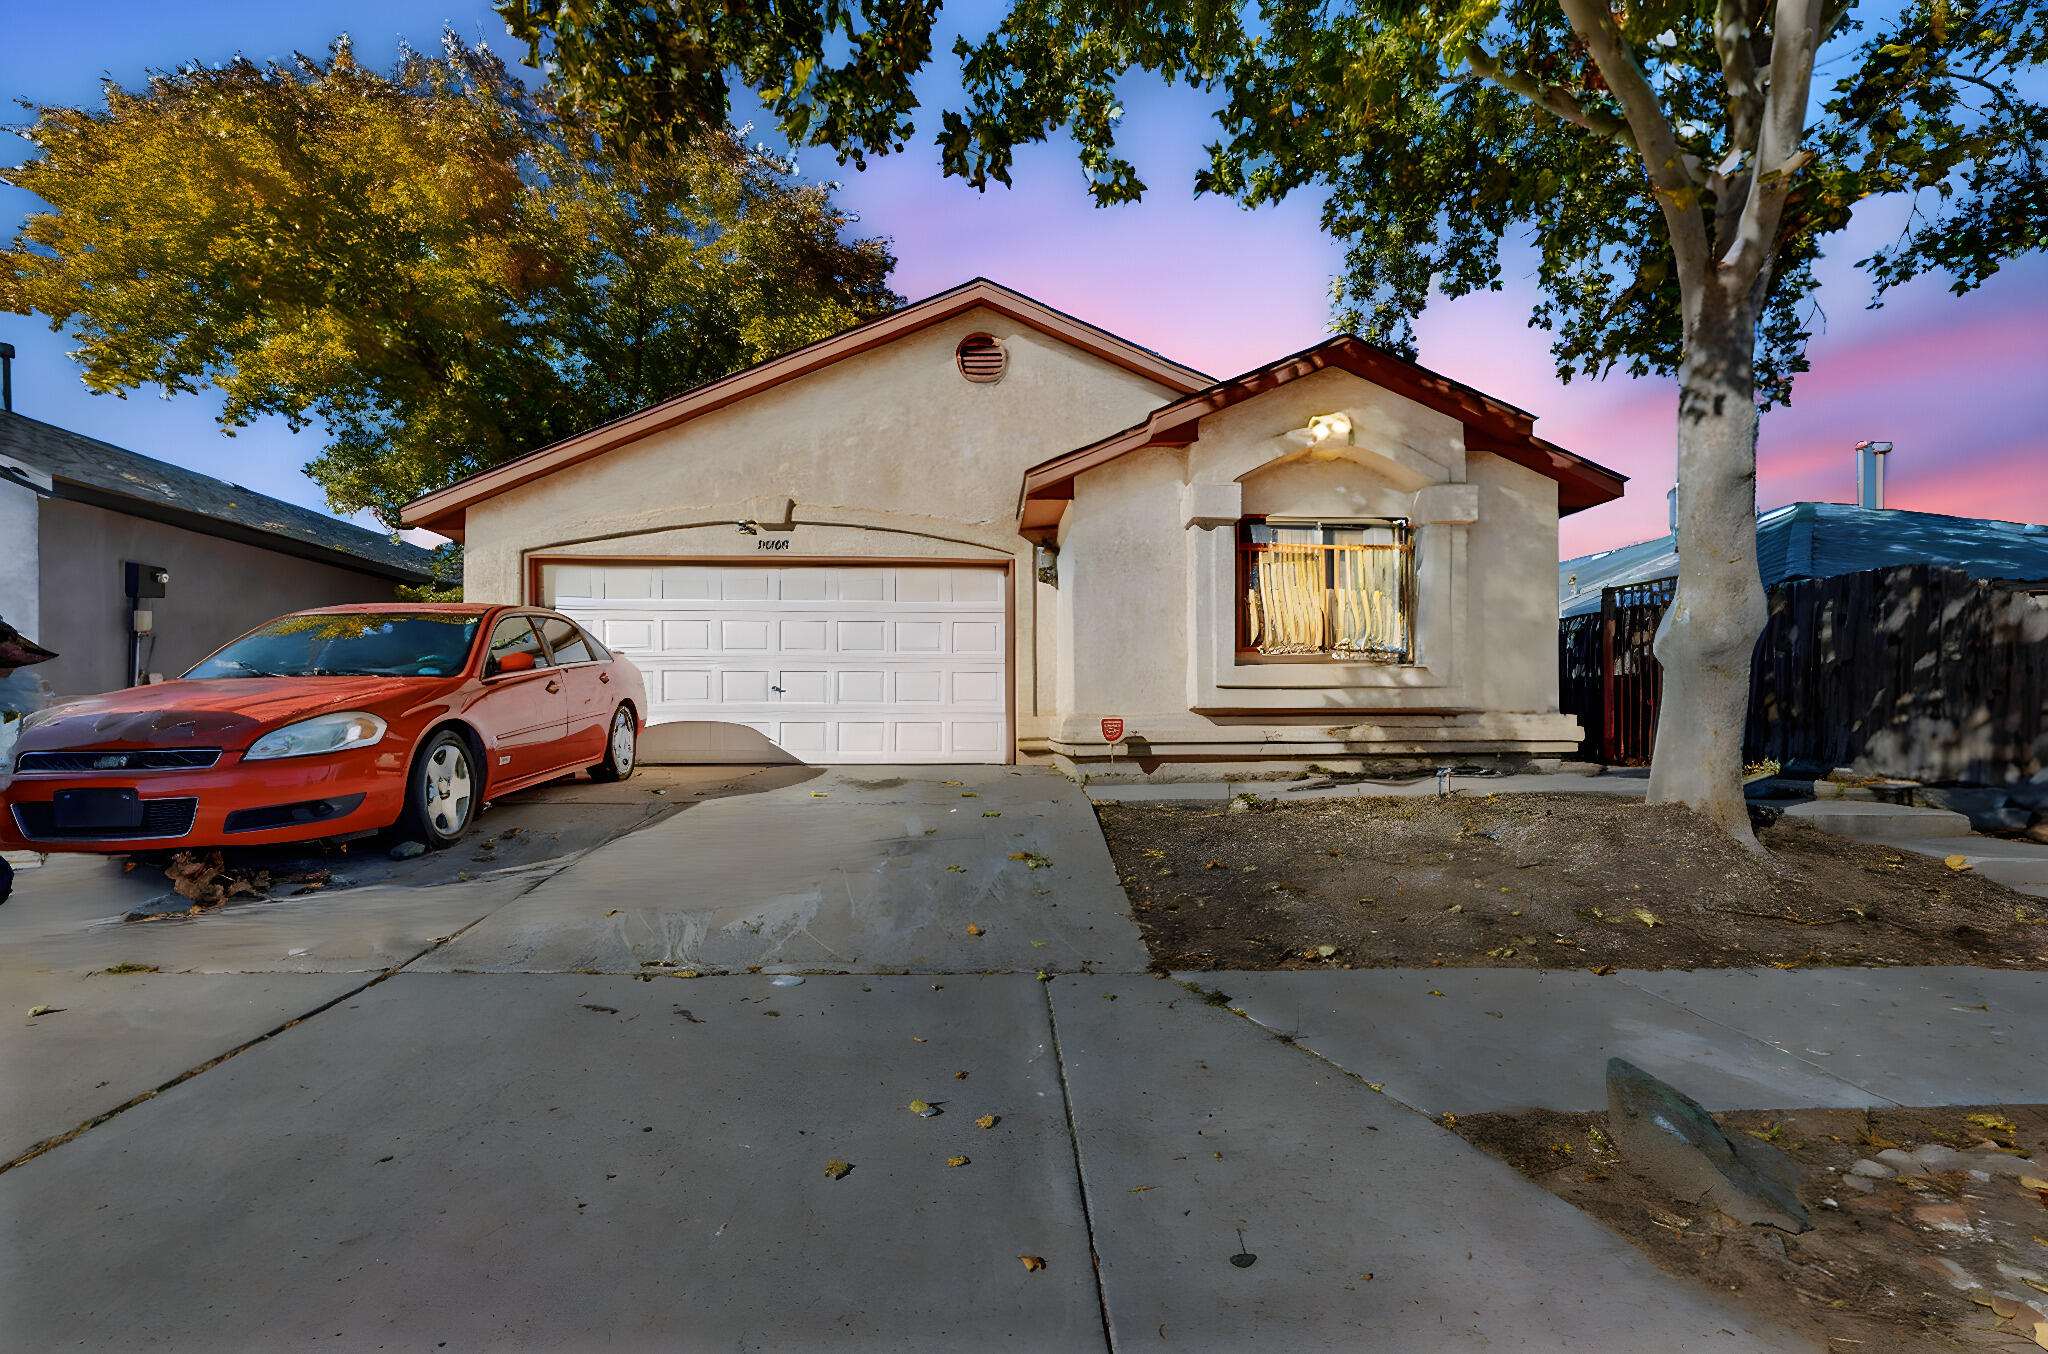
1096, 794, 2048, 971
1454, 1103, 2048, 1354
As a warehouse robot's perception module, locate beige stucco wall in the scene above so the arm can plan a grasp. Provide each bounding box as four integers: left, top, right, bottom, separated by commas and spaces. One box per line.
460, 306, 1185, 730
1046, 366, 1582, 765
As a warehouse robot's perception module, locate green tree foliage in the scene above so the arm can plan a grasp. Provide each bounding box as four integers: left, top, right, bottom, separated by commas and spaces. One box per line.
2, 35, 901, 525
498, 0, 2043, 401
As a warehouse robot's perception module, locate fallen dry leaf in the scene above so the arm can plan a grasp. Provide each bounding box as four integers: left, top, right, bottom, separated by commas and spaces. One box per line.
942, 781, 963, 786
1018, 1255, 1046, 1271
1590, 965, 1616, 976
27, 1005, 59, 1017
1631, 908, 1661, 927
947, 1156, 970, 1167
976, 1115, 998, 1129
1141, 849, 1166, 858
1313, 944, 1338, 958
2021, 1176, 2048, 1192
1967, 1113, 2017, 1135
908, 1099, 939, 1117
1945, 854, 1972, 870
825, 1160, 852, 1180
954, 1070, 969, 1079
947, 865, 967, 873
1205, 860, 1226, 869
966, 923, 983, 936
1129, 1185, 1156, 1193
1428, 989, 1445, 997
960, 792, 979, 798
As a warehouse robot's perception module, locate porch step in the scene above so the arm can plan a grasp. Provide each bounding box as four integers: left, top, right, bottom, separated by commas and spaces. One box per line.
1780, 800, 1973, 840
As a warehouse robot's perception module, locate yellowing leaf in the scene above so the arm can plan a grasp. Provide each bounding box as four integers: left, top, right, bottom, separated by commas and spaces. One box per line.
1129, 1185, 1157, 1192
1019, 1255, 1046, 1271
1631, 908, 1661, 927
1031, 940, 1048, 948
2021, 1176, 2048, 1191
1945, 854, 1972, 870
1313, 944, 1338, 958
812, 791, 829, 797
1428, 989, 1445, 997
965, 923, 983, 935
975, 1115, 998, 1129
825, 1160, 852, 1179
1967, 1113, 2017, 1135
1141, 849, 1165, 858
27, 1004, 56, 1017
947, 865, 967, 872
960, 792, 979, 798
908, 1099, 935, 1115
947, 1155, 970, 1167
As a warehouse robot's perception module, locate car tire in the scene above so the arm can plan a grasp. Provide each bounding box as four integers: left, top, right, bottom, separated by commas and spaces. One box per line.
394, 729, 479, 848
588, 706, 637, 783
0, 855, 11, 905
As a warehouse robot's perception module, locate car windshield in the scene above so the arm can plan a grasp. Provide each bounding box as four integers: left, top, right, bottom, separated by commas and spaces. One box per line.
184, 613, 483, 679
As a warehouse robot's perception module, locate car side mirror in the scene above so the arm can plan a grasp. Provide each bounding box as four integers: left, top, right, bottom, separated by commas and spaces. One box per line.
495, 651, 537, 674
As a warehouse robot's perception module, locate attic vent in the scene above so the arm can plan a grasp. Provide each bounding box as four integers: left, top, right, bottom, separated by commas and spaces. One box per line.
956, 333, 1007, 383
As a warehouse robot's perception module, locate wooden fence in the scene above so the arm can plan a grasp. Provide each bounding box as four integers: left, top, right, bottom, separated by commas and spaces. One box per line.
1559, 564, 2048, 783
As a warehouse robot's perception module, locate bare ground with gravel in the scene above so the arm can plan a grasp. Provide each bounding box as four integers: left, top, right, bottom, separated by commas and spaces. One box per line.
1454, 1103, 2048, 1354
1096, 793, 2048, 971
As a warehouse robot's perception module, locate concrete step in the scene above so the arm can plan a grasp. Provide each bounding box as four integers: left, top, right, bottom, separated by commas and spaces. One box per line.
1781, 799, 1974, 840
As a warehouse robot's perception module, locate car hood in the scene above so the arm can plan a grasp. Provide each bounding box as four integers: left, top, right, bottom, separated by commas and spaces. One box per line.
12, 677, 439, 754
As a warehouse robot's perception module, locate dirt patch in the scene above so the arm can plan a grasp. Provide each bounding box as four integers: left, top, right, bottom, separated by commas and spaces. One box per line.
1453, 1103, 2048, 1353
1096, 794, 2048, 971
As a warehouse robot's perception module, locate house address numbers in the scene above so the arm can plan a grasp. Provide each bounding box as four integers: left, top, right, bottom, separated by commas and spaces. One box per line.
757, 537, 790, 550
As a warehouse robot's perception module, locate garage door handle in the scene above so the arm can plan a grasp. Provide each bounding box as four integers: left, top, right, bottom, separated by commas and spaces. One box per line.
546, 679, 561, 693
771, 685, 785, 695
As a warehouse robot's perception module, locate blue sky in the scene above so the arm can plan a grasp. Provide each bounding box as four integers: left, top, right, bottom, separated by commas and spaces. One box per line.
4, 0, 2043, 556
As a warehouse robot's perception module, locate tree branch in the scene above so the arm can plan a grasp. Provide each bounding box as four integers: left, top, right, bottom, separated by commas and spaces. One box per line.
1722, 0, 1826, 286
1460, 42, 1638, 147
1555, 0, 1712, 280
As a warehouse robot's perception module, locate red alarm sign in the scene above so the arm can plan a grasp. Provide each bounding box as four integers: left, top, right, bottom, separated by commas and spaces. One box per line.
1100, 717, 1125, 743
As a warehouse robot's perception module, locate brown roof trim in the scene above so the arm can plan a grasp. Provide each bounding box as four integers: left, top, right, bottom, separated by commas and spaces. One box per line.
401, 278, 1212, 535
1021, 336, 1626, 518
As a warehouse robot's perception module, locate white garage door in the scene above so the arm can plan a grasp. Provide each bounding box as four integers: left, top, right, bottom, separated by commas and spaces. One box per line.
546, 563, 1009, 764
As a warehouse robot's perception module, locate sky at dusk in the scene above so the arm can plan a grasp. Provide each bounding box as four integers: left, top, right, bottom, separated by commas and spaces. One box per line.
3, 0, 2042, 561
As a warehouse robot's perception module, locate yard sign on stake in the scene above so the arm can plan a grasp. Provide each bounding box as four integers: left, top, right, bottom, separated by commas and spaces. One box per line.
1102, 717, 1124, 773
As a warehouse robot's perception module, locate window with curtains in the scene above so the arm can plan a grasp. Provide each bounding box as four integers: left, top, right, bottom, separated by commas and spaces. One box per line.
1239, 518, 1413, 662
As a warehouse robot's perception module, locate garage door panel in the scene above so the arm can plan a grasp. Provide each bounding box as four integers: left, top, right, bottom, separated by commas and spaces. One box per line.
550, 564, 1007, 764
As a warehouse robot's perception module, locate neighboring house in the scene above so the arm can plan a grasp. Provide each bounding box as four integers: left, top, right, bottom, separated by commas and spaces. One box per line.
1557, 501, 2048, 779
403, 279, 1624, 773
1560, 500, 2048, 616
1, 408, 436, 700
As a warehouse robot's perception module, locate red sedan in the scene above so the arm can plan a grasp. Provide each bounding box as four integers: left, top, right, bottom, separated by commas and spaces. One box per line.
0, 604, 645, 855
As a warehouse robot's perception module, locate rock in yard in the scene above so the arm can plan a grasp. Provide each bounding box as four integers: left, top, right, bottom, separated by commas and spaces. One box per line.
1605, 1058, 1811, 1233
1847, 1157, 1895, 1178
388, 840, 428, 860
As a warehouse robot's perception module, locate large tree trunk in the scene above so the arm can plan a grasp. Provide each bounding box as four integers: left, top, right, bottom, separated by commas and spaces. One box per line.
1647, 286, 1769, 848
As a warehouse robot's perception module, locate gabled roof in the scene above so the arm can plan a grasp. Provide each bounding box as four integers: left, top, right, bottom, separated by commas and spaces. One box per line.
1018, 335, 1627, 533
1560, 501, 2048, 616
0, 411, 435, 583
401, 278, 1213, 537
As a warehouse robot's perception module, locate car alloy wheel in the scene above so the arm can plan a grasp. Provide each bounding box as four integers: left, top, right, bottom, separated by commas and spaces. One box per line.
419, 736, 474, 839
610, 709, 635, 776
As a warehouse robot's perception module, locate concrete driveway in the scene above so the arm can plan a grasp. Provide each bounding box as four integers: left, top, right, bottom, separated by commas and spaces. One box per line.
0, 766, 1811, 1352
420, 766, 1149, 975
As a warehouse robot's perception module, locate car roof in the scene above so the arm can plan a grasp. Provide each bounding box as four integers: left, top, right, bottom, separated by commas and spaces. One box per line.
292, 602, 502, 617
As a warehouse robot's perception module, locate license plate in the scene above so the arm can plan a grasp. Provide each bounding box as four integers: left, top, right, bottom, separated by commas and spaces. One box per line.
51, 787, 144, 831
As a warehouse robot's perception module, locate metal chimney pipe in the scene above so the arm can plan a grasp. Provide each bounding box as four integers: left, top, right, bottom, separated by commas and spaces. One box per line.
0, 341, 14, 413
1854, 440, 1892, 510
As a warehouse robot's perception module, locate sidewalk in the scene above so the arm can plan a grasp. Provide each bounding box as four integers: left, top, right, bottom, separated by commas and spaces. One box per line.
1085, 769, 1648, 807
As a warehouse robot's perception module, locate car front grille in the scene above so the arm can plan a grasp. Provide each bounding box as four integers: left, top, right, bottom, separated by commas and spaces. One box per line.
14, 748, 223, 773
11, 798, 201, 841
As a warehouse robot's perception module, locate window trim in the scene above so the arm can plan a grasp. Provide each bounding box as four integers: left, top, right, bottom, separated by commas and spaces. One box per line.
1235, 515, 1415, 664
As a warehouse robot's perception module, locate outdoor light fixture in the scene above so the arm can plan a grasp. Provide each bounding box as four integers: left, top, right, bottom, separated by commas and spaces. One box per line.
1034, 542, 1059, 587
1280, 411, 1356, 452
736, 519, 759, 535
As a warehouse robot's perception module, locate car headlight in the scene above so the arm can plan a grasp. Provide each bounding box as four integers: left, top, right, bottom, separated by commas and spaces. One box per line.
244, 711, 388, 760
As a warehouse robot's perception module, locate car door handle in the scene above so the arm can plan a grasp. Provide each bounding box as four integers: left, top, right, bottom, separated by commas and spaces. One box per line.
546, 679, 561, 693
598, 671, 611, 684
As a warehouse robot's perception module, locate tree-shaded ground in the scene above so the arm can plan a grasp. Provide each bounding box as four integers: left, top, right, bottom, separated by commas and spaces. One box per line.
1455, 1103, 2048, 1354
1097, 795, 2048, 971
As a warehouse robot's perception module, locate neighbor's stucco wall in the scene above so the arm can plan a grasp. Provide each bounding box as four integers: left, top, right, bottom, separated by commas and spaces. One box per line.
1047, 365, 1580, 762
0, 472, 39, 646
34, 497, 400, 697
461, 306, 1184, 727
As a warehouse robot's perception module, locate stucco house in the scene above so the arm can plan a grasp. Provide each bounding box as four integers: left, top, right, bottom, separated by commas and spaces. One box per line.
402, 280, 1624, 775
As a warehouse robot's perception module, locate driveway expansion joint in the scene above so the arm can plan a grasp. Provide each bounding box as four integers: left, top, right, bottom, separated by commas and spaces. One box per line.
1041, 977, 1118, 1353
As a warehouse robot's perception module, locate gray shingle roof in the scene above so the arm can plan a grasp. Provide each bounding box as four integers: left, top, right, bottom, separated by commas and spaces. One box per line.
1560, 501, 2048, 616
0, 410, 434, 583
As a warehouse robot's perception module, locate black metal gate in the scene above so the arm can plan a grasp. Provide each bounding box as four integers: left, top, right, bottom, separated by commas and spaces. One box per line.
1558, 577, 1675, 765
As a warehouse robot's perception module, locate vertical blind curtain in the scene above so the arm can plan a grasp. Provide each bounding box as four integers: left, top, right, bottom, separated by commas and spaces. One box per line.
1244, 522, 1409, 660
